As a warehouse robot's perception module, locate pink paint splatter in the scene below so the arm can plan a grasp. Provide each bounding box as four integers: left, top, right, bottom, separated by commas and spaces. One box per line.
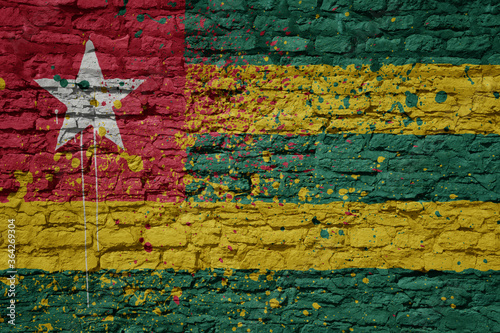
173, 295, 180, 305
144, 242, 153, 253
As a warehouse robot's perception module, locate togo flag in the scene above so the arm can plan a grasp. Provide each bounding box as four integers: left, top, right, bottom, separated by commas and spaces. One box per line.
1, 0, 500, 332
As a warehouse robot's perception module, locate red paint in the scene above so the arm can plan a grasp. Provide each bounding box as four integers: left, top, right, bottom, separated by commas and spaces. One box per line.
173, 295, 180, 305
144, 242, 153, 253
0, 2, 186, 203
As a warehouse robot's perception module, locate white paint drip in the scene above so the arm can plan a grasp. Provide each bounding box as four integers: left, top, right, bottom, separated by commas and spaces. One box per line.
93, 129, 99, 252
80, 133, 90, 308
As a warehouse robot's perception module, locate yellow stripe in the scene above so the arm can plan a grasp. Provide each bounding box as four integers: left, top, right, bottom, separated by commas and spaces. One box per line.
2, 199, 498, 272
185, 63, 500, 135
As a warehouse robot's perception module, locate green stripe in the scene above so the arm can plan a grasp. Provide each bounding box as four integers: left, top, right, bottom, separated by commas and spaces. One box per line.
186, 133, 500, 204
185, 0, 500, 66
1, 268, 499, 332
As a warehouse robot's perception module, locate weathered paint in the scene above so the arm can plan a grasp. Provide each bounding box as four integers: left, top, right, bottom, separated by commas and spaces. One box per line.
1, 268, 499, 332
1, 199, 498, 272
186, 133, 500, 204
185, 63, 500, 136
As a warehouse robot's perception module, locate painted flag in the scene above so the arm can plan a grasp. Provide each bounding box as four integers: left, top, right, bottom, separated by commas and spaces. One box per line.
1, 0, 500, 331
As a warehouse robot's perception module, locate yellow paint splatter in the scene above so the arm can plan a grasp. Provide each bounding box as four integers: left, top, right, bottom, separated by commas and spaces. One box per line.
362, 278, 369, 284
450, 194, 458, 199
298, 187, 309, 201
71, 158, 80, 168
312, 302, 321, 309
377, 156, 386, 163
89, 98, 99, 107
119, 152, 144, 172
269, 298, 280, 308
113, 100, 122, 109
98, 126, 107, 137
0, 77, 5, 90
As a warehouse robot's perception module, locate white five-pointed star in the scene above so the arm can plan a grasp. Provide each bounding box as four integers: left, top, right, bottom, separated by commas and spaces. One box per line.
35, 39, 144, 150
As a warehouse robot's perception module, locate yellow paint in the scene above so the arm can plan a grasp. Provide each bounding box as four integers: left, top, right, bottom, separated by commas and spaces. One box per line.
170, 287, 183, 298
113, 100, 122, 109
71, 158, 80, 168
303, 310, 309, 316
102, 315, 114, 321
312, 302, 321, 309
0, 77, 5, 90
37, 323, 54, 331
119, 152, 144, 172
269, 298, 280, 308
362, 278, 369, 284
98, 126, 107, 137
185, 63, 500, 135
377, 156, 386, 163
89, 98, 99, 107
0, 199, 499, 272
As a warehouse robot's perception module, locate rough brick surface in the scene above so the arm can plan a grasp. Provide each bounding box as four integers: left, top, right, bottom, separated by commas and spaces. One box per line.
0, 0, 500, 331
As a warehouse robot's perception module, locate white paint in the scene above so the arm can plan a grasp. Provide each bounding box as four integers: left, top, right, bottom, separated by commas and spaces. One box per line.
34, 39, 145, 149
93, 129, 99, 252
80, 134, 90, 308
33, 39, 146, 306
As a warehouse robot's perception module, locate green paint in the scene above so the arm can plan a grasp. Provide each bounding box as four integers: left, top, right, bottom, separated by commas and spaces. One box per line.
51, 65, 55, 70
117, 0, 128, 16
185, 2, 500, 66
135, 30, 143, 38
53, 75, 61, 82
137, 14, 145, 22
320, 229, 329, 239
436, 91, 448, 103
404, 91, 418, 108
77, 80, 90, 89
1, 268, 498, 332
59, 79, 68, 88
465, 66, 475, 85
435, 211, 442, 217
494, 92, 499, 99
186, 133, 500, 204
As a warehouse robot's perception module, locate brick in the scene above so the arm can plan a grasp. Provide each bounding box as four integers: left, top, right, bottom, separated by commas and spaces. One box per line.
379, 15, 414, 31
365, 37, 401, 52
425, 14, 470, 30
353, 0, 386, 11
405, 35, 442, 52
271, 37, 309, 52
297, 17, 340, 36
315, 36, 352, 53
287, 0, 317, 11
478, 14, 500, 27
447, 36, 491, 52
